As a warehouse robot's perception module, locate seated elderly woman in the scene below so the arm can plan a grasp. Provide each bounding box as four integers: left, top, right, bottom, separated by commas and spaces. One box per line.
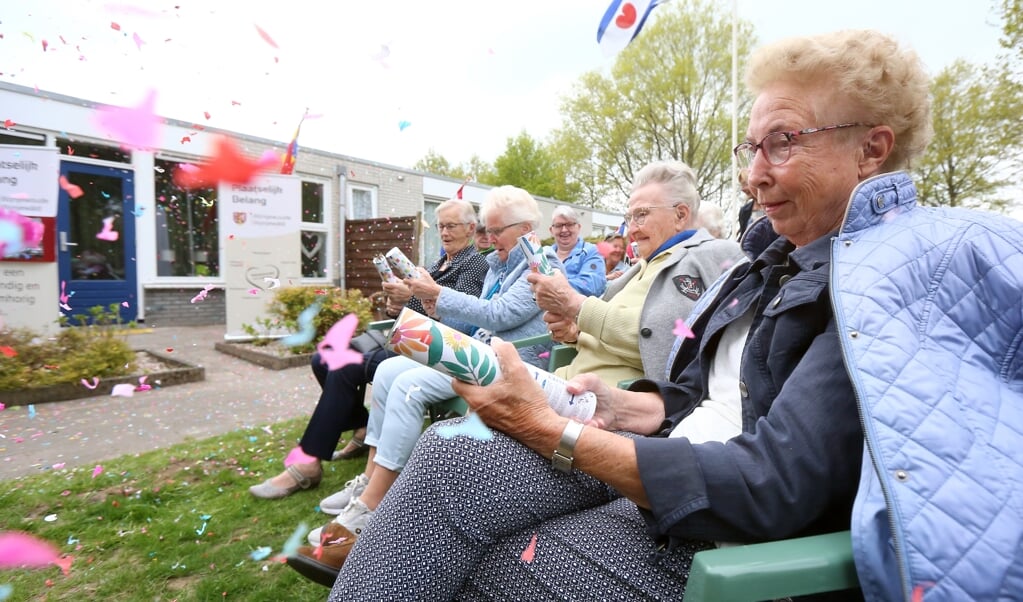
547, 204, 607, 297
602, 233, 629, 280
248, 198, 488, 499
288, 185, 562, 560
532, 160, 744, 388
327, 30, 1023, 600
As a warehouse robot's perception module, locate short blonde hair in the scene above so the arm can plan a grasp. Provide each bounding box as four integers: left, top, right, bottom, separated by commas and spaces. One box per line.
746, 29, 932, 171
631, 160, 701, 216
480, 185, 541, 230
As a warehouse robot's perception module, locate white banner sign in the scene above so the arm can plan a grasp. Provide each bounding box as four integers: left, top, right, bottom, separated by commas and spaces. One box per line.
0, 263, 59, 334
219, 174, 302, 339
0, 145, 59, 217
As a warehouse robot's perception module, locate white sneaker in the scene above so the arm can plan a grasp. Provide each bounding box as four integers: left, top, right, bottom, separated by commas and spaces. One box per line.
337, 497, 375, 534
319, 473, 369, 516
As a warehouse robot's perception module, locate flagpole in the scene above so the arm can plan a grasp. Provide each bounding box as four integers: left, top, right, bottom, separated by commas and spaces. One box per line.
731, 0, 738, 230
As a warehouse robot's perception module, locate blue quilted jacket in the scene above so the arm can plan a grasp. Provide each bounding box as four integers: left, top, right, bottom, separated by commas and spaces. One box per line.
833, 172, 1023, 600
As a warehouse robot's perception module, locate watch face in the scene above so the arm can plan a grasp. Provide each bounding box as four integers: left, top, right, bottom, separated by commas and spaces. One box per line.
552, 452, 573, 474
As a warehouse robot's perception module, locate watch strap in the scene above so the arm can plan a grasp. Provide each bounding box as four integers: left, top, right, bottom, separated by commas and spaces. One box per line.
552, 420, 585, 473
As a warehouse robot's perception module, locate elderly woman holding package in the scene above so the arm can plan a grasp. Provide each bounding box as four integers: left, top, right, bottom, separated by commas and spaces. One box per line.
329, 31, 1023, 601
287, 186, 562, 574
248, 198, 488, 499
532, 160, 743, 388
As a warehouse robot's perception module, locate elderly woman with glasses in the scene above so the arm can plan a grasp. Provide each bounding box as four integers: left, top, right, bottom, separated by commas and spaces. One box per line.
248, 198, 488, 500
530, 160, 744, 388
548, 205, 606, 297
289, 186, 562, 565
328, 30, 1023, 601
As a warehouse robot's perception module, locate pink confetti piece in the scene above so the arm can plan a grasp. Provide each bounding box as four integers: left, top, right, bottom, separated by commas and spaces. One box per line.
0, 532, 60, 569
91, 465, 103, 478
246, 288, 260, 295
0, 403, 5, 412
520, 533, 538, 563
93, 88, 161, 151
283, 446, 317, 468
96, 216, 119, 241
538, 351, 550, 359
121, 301, 129, 308
110, 22, 121, 31
3, 119, 15, 128
58, 175, 84, 198
135, 375, 151, 392
595, 240, 613, 258
80, 377, 99, 389
254, 24, 279, 49
52, 555, 73, 576
132, 32, 145, 51
110, 384, 134, 397
316, 314, 363, 371
52, 463, 65, 470
0, 208, 45, 258
673, 319, 695, 340
190, 284, 215, 304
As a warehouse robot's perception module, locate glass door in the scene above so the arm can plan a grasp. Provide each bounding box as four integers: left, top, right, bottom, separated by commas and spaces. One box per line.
57, 161, 137, 323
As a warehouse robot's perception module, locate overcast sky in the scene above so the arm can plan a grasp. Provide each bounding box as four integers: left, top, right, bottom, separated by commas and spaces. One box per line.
0, 0, 1007, 170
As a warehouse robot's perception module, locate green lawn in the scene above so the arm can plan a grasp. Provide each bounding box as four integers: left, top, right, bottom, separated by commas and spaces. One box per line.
1, 417, 364, 601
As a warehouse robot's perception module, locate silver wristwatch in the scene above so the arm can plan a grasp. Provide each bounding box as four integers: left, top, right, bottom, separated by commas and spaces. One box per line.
552, 420, 585, 473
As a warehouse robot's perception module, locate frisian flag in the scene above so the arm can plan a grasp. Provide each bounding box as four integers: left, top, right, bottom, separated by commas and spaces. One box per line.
596, 0, 663, 57
280, 111, 307, 175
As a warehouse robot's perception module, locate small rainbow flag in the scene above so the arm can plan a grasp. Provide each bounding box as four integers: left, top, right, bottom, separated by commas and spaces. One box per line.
280, 110, 307, 175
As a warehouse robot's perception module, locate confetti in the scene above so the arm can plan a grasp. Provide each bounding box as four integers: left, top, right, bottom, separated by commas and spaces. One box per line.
520, 533, 538, 563
0, 532, 59, 569
91, 465, 103, 478
0, 346, 16, 358
0, 403, 5, 411
249, 546, 272, 561
96, 216, 119, 241
673, 319, 695, 340
58, 175, 84, 199
27, 405, 35, 419
595, 240, 614, 258
280, 301, 323, 347
263, 277, 280, 289
0, 208, 45, 258
172, 137, 278, 189
132, 32, 145, 51
121, 301, 129, 308
246, 288, 260, 295
0, 584, 11, 600
93, 88, 162, 151
131, 206, 145, 217
316, 314, 362, 371
110, 22, 121, 31
436, 413, 493, 441
398, 120, 412, 132
110, 384, 135, 397
52, 463, 65, 470
135, 376, 151, 392
254, 24, 279, 49
276, 523, 307, 560
81, 377, 99, 389
43, 514, 58, 523
2, 119, 14, 128
190, 284, 215, 304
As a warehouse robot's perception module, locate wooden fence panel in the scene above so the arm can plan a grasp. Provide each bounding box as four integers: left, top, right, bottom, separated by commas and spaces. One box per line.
344, 214, 421, 299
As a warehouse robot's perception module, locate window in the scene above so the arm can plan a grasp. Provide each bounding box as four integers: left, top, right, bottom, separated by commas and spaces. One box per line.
154, 158, 219, 277
423, 200, 441, 265
0, 130, 45, 146
58, 137, 131, 163
301, 180, 328, 279
348, 185, 377, 219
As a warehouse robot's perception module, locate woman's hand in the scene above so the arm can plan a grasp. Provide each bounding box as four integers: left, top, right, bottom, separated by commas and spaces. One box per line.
543, 311, 580, 344
405, 268, 442, 301
565, 372, 666, 435
607, 270, 624, 281
452, 338, 555, 441
421, 297, 439, 318
528, 271, 585, 318
382, 280, 413, 306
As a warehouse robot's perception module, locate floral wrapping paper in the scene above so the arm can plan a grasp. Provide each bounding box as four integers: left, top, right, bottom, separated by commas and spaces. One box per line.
387, 307, 595, 421
372, 254, 400, 283
385, 247, 419, 280
516, 231, 555, 275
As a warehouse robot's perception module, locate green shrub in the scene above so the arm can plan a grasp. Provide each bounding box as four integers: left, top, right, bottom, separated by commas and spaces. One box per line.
241, 286, 374, 354
0, 304, 137, 391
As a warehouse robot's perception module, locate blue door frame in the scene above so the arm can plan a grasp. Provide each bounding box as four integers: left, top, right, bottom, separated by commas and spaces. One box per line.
56, 161, 137, 324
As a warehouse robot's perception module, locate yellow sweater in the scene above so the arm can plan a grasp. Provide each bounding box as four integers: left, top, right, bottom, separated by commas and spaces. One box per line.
555, 251, 675, 386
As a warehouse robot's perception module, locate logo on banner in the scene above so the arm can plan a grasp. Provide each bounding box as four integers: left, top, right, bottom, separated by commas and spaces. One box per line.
233, 212, 247, 225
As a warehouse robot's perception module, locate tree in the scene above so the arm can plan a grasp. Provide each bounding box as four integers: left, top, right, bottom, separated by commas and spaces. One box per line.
1001, 0, 1023, 65
551, 0, 755, 213
913, 60, 1023, 211
492, 131, 580, 202
412, 149, 497, 185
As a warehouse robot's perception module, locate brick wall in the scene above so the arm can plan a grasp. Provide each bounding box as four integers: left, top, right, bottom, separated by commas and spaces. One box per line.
143, 287, 225, 326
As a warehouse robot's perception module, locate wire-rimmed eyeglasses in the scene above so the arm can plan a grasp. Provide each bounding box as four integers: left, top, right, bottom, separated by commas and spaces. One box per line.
733, 123, 871, 169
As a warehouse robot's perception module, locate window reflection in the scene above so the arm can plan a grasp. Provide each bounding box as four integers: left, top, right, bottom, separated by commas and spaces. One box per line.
154, 158, 219, 277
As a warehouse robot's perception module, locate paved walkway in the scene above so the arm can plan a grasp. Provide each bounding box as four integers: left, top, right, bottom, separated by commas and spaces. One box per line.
0, 325, 321, 481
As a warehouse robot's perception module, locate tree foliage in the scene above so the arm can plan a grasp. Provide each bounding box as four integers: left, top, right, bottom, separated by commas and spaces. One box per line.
913, 60, 1023, 211
412, 149, 498, 185
551, 0, 755, 212
492, 131, 580, 202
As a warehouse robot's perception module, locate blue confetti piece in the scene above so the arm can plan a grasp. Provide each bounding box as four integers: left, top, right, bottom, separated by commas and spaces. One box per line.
281, 301, 322, 347
279, 522, 308, 558
27, 404, 35, 419
67, 535, 79, 545
436, 413, 493, 441
0, 584, 12, 601
248, 436, 258, 442
249, 546, 273, 561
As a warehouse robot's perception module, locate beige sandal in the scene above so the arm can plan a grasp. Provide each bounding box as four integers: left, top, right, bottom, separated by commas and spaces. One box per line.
249, 464, 322, 499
